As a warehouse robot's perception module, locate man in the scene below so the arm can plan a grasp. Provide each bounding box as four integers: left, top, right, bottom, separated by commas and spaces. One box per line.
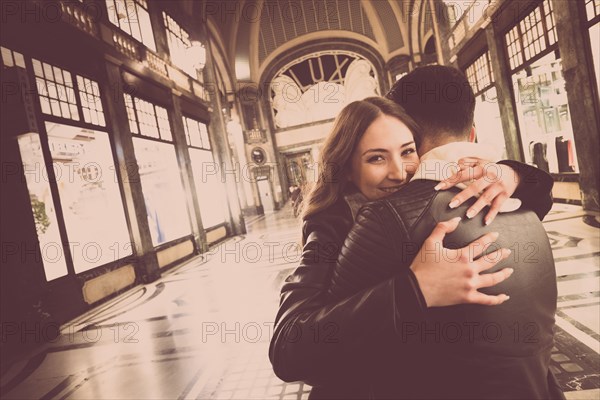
327, 65, 563, 398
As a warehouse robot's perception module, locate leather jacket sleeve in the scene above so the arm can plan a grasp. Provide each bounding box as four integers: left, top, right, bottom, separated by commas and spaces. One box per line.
498, 160, 554, 220
269, 204, 425, 386
327, 203, 427, 307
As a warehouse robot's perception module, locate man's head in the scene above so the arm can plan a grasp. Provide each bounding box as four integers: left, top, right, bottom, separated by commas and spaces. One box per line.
387, 65, 476, 153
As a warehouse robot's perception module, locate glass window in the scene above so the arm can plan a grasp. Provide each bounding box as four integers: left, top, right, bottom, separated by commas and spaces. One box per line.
586, 0, 600, 21
33, 59, 79, 121
465, 52, 505, 158
132, 138, 192, 246
45, 122, 133, 274
106, 0, 156, 51
189, 148, 228, 229
183, 117, 211, 150
474, 87, 506, 159
32, 60, 106, 128
466, 52, 494, 93
17, 133, 69, 281
270, 52, 379, 128
184, 116, 226, 228
1, 46, 26, 68
505, 1, 556, 70
512, 53, 579, 173
76, 76, 105, 127
163, 12, 195, 76
506, 26, 523, 70
124, 94, 172, 140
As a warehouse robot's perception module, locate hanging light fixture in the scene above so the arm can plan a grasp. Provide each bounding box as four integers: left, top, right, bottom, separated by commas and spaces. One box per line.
186, 41, 206, 72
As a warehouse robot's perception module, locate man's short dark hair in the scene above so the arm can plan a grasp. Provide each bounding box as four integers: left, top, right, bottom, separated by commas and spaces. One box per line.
386, 65, 475, 140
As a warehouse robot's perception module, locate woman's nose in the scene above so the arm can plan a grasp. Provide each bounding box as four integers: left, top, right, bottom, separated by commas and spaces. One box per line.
387, 159, 407, 182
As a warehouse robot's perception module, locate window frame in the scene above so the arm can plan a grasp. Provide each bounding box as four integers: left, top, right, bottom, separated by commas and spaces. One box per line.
105, 0, 157, 52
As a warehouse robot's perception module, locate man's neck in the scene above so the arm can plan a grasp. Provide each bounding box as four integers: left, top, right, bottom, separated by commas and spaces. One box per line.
418, 137, 467, 156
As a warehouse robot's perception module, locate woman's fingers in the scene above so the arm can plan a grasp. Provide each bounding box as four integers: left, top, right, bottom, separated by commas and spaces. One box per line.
435, 157, 487, 190
459, 231, 500, 261
411, 220, 515, 308
435, 166, 482, 191
467, 292, 511, 306
446, 175, 496, 212
475, 267, 514, 289
464, 183, 503, 219
446, 181, 480, 209
474, 247, 512, 273
426, 217, 462, 245
484, 193, 509, 225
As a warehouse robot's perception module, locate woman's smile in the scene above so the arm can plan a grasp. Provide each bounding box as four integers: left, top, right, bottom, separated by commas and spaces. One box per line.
379, 186, 403, 194
349, 114, 420, 201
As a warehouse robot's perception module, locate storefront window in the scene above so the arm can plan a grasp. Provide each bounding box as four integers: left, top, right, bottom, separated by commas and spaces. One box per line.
473, 87, 506, 159
465, 52, 506, 158
505, 1, 579, 174
184, 116, 228, 229
45, 122, 133, 274
17, 133, 69, 281
189, 149, 228, 229
512, 53, 579, 173
132, 138, 191, 246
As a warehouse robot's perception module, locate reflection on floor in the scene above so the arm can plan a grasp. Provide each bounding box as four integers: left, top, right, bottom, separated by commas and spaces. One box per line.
1, 204, 598, 399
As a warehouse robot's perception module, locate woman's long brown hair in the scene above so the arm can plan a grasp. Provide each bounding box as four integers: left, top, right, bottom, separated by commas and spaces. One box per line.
300, 97, 420, 221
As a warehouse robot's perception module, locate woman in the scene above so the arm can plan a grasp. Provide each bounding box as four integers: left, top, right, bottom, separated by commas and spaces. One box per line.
269, 97, 553, 398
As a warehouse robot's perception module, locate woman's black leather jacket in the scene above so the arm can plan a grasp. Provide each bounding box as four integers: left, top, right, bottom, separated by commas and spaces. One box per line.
268, 160, 553, 399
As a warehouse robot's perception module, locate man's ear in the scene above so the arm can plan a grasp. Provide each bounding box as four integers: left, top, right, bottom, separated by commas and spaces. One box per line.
469, 126, 476, 143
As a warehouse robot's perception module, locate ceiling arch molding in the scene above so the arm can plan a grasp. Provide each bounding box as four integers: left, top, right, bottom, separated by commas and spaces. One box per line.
231, 0, 258, 82
410, 0, 424, 58
257, 30, 384, 82
419, 0, 435, 54
207, 18, 235, 95
360, 0, 390, 54
389, 0, 411, 49
258, 37, 387, 97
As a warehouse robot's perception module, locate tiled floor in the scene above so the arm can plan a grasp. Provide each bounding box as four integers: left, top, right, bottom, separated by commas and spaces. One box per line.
1, 204, 598, 399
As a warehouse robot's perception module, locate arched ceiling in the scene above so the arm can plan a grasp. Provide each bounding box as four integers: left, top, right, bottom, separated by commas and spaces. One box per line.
204, 0, 433, 83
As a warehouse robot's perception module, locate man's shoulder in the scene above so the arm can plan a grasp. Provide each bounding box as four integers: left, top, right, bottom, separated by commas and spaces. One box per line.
356, 180, 446, 232
378, 180, 443, 210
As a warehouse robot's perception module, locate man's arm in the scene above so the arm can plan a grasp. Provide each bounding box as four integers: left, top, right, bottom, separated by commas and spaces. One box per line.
498, 160, 554, 220
437, 159, 554, 222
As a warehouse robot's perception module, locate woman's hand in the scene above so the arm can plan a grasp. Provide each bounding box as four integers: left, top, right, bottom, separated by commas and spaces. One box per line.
434, 157, 521, 225
410, 217, 513, 307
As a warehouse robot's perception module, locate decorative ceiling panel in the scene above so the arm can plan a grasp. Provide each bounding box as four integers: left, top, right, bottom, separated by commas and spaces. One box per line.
258, 0, 377, 64
372, 0, 404, 51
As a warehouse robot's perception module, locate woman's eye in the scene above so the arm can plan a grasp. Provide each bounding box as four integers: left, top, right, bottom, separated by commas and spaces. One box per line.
401, 148, 416, 157
367, 155, 384, 163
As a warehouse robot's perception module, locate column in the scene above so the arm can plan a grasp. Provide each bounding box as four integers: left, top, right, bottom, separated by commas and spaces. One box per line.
170, 92, 208, 253
430, 0, 452, 65
102, 58, 161, 283
485, 23, 523, 162
553, 0, 600, 211
202, 37, 246, 235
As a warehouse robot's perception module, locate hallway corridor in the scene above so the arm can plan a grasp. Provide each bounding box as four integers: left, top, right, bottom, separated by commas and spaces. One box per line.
1, 204, 599, 399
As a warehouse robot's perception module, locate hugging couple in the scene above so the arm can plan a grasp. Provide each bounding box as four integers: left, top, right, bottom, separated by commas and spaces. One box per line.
270, 65, 564, 399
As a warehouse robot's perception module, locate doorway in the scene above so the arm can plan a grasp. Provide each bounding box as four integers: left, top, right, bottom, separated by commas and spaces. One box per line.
256, 178, 274, 213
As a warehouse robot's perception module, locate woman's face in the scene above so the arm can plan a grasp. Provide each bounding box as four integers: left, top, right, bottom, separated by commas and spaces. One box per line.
349, 114, 419, 201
